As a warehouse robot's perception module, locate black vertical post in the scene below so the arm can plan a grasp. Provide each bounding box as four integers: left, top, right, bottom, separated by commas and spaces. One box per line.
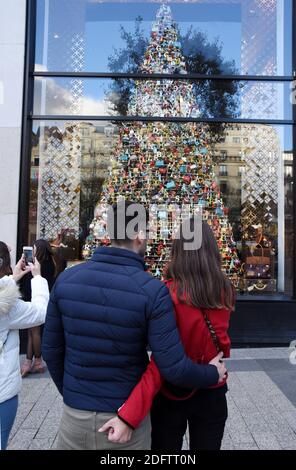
17, 0, 37, 259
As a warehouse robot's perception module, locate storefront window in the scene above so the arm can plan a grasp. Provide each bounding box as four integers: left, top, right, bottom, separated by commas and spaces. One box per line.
28, 120, 293, 296
33, 77, 292, 120
35, 0, 292, 76
26, 0, 294, 298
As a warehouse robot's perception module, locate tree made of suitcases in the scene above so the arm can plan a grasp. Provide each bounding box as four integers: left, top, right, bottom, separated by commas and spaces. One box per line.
83, 3, 241, 284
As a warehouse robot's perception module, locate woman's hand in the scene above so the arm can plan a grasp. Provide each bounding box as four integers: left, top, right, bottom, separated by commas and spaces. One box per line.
28, 258, 41, 278
98, 417, 133, 444
12, 255, 31, 282
12, 256, 41, 281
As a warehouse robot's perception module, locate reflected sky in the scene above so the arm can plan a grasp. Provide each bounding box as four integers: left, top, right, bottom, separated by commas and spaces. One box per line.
34, 0, 293, 148
35, 0, 292, 76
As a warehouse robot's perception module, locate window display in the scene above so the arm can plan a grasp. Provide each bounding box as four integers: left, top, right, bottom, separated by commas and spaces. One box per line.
29, 118, 292, 295
28, 0, 293, 297
35, 0, 292, 77
82, 5, 241, 285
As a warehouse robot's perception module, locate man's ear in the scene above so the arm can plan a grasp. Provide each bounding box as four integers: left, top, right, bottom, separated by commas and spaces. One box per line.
137, 230, 146, 242
131, 234, 141, 249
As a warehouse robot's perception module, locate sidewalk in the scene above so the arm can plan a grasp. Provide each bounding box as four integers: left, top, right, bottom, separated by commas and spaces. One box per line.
7, 348, 296, 450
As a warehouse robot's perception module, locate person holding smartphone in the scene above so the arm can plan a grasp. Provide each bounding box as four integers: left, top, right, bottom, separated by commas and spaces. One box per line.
20, 240, 66, 377
0, 241, 49, 450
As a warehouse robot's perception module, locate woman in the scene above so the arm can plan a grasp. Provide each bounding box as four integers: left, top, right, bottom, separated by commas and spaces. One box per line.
101, 220, 235, 450
20, 239, 65, 376
0, 241, 49, 450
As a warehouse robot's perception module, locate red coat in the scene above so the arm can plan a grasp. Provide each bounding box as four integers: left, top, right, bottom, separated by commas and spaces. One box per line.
118, 280, 232, 429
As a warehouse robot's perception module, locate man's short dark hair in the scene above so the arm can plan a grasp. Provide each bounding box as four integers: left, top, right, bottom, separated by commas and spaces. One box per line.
107, 200, 149, 247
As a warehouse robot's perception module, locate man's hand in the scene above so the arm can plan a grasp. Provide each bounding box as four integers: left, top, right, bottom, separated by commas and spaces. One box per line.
209, 351, 227, 383
98, 416, 133, 444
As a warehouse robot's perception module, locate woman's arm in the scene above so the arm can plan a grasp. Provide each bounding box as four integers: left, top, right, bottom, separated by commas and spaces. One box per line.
8, 276, 49, 330
117, 356, 162, 429
98, 356, 162, 444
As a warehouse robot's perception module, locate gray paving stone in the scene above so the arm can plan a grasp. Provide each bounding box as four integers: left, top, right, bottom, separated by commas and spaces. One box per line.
7, 429, 36, 450
230, 349, 254, 360
7, 350, 296, 451
221, 440, 235, 450
230, 348, 289, 361
261, 411, 296, 435
181, 435, 189, 450
21, 406, 49, 430
227, 359, 262, 372
282, 411, 296, 432
29, 438, 55, 450
8, 402, 35, 440
51, 434, 59, 450
20, 381, 49, 404
36, 424, 60, 439
228, 428, 255, 445
231, 397, 260, 415
257, 359, 294, 372
38, 415, 61, 429
248, 348, 289, 360
265, 371, 296, 408
241, 412, 271, 434
233, 442, 260, 450
281, 442, 296, 450
275, 434, 296, 449
252, 432, 282, 450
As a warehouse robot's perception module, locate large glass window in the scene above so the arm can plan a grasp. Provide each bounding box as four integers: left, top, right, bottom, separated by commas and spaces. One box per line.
33, 77, 292, 120
28, 120, 293, 296
25, 0, 294, 298
35, 0, 292, 76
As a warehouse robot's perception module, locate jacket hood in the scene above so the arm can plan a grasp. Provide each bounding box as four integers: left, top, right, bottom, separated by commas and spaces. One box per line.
0, 276, 19, 316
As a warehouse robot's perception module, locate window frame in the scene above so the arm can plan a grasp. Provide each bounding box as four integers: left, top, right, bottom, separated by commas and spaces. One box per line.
18, 0, 296, 302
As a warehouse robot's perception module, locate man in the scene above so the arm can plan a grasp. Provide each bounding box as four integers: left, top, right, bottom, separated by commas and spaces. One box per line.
42, 201, 226, 450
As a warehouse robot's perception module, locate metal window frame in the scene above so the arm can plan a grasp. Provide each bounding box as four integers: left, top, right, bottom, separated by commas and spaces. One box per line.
17, 0, 36, 259
33, 71, 294, 81
18, 0, 296, 301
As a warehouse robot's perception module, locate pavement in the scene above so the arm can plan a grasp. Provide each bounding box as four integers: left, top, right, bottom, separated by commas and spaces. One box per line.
7, 348, 296, 451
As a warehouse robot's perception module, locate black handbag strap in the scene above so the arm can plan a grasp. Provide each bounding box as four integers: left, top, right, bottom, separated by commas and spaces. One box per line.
201, 309, 221, 353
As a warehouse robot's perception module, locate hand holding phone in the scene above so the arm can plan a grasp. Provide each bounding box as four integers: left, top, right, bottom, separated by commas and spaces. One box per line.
23, 246, 33, 266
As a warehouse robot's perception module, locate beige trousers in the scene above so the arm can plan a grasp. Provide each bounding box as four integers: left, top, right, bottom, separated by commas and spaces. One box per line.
56, 403, 151, 450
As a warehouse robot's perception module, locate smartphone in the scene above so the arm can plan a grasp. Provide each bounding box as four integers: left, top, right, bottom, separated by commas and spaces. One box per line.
23, 246, 33, 265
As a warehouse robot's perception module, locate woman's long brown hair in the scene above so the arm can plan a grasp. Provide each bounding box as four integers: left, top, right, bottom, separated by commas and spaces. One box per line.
166, 219, 235, 310
34, 239, 64, 278
0, 241, 12, 278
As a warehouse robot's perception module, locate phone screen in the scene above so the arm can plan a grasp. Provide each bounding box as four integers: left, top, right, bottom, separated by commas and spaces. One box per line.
23, 247, 33, 265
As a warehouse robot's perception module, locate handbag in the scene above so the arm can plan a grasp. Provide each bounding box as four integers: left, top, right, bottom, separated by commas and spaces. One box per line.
244, 244, 271, 279
243, 279, 277, 293
162, 309, 221, 400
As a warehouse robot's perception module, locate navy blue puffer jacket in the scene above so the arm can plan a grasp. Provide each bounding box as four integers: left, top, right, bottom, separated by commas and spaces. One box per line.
42, 247, 218, 413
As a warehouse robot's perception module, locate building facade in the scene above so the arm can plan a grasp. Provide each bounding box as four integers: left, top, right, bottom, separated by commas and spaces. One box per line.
0, 0, 295, 344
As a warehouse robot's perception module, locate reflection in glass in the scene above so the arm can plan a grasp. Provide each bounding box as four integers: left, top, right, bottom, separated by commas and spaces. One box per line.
29, 121, 292, 296
33, 77, 291, 120
30, 1, 293, 297
35, 0, 292, 76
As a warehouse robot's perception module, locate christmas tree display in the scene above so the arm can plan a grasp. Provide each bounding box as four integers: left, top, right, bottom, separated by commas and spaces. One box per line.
83, 4, 241, 284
